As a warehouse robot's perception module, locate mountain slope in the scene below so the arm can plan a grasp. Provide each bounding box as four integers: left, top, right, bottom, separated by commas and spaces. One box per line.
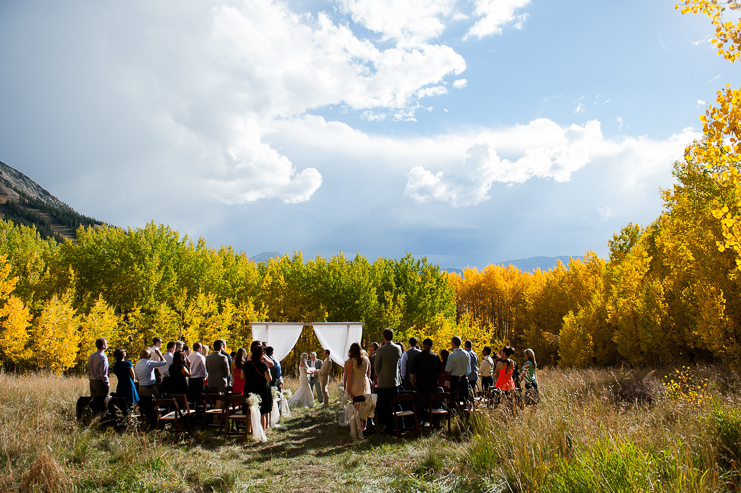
0, 160, 102, 241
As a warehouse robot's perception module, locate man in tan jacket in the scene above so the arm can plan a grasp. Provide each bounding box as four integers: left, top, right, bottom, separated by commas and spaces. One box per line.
318, 349, 332, 406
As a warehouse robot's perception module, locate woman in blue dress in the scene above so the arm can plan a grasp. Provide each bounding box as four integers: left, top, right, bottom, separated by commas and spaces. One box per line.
112, 348, 139, 409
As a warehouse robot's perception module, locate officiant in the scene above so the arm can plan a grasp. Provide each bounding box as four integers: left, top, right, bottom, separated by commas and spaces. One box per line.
307, 352, 324, 404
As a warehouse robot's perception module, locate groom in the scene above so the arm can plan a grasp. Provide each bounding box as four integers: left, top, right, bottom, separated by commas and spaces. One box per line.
307, 351, 323, 404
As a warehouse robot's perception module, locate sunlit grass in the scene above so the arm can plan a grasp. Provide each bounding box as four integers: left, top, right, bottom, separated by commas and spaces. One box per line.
0, 366, 737, 492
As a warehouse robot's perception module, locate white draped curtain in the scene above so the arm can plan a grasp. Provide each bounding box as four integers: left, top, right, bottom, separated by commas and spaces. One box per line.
311, 323, 364, 367
250, 322, 364, 367
250, 323, 305, 362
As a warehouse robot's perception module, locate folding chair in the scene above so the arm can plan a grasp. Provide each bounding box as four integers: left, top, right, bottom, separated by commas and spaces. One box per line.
202, 393, 227, 431
224, 395, 249, 437
428, 392, 452, 434
391, 394, 420, 439
155, 398, 181, 432
164, 394, 196, 428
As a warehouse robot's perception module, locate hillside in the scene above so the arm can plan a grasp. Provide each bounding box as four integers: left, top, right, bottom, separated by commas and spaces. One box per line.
0, 160, 102, 241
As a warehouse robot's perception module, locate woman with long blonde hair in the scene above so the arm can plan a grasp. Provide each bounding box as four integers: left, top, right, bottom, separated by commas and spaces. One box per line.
522, 348, 539, 408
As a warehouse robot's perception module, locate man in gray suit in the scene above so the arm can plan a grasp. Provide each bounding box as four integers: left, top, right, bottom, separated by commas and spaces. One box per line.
205, 339, 230, 393
374, 328, 402, 435
306, 352, 323, 404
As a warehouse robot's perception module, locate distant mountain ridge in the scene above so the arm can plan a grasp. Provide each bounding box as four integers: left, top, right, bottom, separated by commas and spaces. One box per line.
442, 255, 584, 274
250, 251, 282, 263
0, 159, 102, 241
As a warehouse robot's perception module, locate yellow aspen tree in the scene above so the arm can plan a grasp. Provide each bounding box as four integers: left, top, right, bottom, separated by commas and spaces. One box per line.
77, 295, 122, 365
559, 309, 594, 368
0, 296, 31, 365
32, 294, 80, 372
0, 255, 32, 365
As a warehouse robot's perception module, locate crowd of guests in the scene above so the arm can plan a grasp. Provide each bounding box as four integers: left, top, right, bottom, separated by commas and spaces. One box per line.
341, 328, 540, 436
86, 329, 539, 437
87, 337, 284, 428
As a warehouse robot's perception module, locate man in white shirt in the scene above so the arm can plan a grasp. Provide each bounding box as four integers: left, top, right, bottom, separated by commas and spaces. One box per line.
188, 342, 208, 404
87, 338, 109, 397
135, 349, 167, 399
162, 341, 176, 377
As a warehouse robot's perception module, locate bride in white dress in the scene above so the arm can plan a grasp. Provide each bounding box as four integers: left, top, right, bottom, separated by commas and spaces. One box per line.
288, 353, 315, 408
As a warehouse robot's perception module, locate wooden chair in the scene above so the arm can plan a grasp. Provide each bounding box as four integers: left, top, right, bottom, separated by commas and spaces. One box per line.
391, 394, 420, 439
155, 398, 181, 432
225, 395, 249, 437
202, 393, 227, 431
164, 394, 196, 427
428, 392, 452, 434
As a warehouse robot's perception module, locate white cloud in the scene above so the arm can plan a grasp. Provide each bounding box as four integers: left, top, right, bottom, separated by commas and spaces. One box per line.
465, 0, 531, 40
50, 0, 468, 206
339, 0, 457, 44
597, 207, 615, 221
575, 103, 584, 113
453, 78, 468, 89
418, 85, 449, 98
403, 119, 699, 207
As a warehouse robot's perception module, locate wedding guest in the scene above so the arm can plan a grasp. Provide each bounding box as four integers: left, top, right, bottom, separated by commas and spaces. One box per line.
318, 349, 331, 406
206, 339, 230, 393
438, 349, 451, 392
409, 338, 440, 423
374, 328, 403, 435
248, 341, 275, 368
479, 346, 495, 392
112, 348, 138, 409
265, 346, 283, 390
345, 343, 371, 430
495, 346, 516, 392
202, 345, 210, 357
307, 352, 323, 404
400, 337, 421, 391
162, 341, 176, 377
148, 337, 165, 362
218, 339, 234, 386
233, 348, 248, 394
135, 349, 167, 399
522, 348, 539, 408
188, 342, 207, 405
368, 342, 379, 389
168, 350, 190, 397
88, 338, 110, 398
445, 336, 471, 408
175, 341, 184, 351
243, 345, 273, 429
465, 340, 479, 392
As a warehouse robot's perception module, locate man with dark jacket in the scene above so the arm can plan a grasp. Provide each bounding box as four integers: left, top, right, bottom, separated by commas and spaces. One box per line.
410, 338, 441, 423
206, 339, 230, 393
374, 328, 402, 435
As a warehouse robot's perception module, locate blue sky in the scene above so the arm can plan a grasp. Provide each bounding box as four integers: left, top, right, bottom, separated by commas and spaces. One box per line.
0, 0, 737, 268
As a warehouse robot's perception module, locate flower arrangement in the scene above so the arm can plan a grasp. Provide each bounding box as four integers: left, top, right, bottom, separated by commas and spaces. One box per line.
282, 389, 292, 400
247, 393, 262, 408
271, 386, 280, 400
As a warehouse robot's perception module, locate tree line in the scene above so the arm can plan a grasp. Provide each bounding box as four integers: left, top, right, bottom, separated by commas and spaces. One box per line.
0, 150, 739, 375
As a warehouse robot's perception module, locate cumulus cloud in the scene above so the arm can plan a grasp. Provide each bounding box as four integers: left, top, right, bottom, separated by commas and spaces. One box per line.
465, 0, 531, 40
418, 85, 448, 98
404, 119, 699, 207
339, 0, 457, 44
453, 78, 468, 89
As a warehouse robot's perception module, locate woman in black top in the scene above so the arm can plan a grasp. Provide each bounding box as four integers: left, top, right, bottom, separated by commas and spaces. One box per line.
243, 345, 273, 429
168, 350, 190, 398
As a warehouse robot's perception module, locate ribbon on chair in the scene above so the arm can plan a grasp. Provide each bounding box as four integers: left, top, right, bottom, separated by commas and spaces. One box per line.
270, 387, 281, 427
247, 393, 267, 442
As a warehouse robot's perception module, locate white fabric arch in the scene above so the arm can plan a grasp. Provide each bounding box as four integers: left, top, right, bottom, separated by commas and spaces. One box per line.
250, 323, 305, 362
311, 323, 364, 367
250, 322, 364, 367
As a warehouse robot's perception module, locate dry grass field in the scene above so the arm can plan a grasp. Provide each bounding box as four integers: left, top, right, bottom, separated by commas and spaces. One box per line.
0, 366, 739, 492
